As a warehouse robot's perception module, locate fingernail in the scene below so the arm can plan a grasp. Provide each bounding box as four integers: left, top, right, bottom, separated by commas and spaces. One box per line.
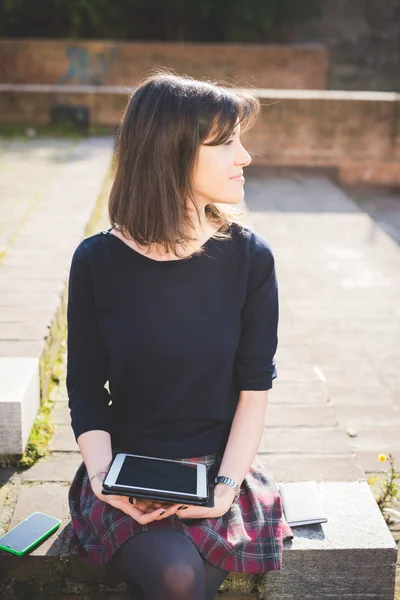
159, 510, 166, 515
181, 507, 188, 510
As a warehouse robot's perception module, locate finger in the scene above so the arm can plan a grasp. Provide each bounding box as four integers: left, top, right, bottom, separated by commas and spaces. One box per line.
134, 507, 173, 525
135, 499, 166, 511
142, 500, 167, 509
106, 498, 144, 520
154, 503, 185, 520
176, 507, 210, 520
105, 496, 180, 524
175, 505, 190, 516
110, 499, 162, 524
134, 503, 161, 514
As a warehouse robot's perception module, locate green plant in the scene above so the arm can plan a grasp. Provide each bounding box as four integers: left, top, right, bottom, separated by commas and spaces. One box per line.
17, 397, 55, 468
368, 453, 400, 527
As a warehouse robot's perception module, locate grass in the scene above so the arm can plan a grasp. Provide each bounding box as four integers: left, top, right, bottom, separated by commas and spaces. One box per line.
17, 397, 55, 468
0, 122, 116, 139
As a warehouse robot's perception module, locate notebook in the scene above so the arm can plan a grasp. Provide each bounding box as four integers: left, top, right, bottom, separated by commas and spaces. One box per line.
278, 481, 328, 527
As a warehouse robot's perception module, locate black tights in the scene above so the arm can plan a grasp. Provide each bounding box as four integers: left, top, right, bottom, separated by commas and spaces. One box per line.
110, 528, 229, 600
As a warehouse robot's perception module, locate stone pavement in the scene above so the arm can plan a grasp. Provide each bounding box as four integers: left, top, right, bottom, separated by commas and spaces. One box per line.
244, 168, 400, 481
0, 136, 114, 358
0, 155, 399, 593
0, 136, 115, 457
0, 138, 78, 260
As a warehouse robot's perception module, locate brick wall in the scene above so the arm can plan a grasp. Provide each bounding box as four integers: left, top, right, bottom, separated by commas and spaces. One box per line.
0, 39, 328, 89
244, 90, 400, 185
0, 88, 398, 186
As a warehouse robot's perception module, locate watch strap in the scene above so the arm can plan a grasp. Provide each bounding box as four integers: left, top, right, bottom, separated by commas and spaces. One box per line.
215, 475, 240, 500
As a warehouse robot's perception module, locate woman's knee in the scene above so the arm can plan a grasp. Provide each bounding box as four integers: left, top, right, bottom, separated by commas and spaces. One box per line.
161, 560, 203, 596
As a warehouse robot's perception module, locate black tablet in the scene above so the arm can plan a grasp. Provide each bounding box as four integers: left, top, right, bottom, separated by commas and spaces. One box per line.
102, 453, 209, 504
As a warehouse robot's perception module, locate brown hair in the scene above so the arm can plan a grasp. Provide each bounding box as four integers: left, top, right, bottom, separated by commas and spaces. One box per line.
108, 68, 260, 259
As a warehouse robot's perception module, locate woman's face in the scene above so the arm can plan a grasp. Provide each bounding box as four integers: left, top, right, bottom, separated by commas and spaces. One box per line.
192, 122, 251, 208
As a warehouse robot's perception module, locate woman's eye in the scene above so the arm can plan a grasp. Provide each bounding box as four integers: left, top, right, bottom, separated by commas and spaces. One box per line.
224, 140, 234, 146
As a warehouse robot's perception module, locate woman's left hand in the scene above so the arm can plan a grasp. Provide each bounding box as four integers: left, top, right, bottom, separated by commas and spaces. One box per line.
174, 483, 237, 520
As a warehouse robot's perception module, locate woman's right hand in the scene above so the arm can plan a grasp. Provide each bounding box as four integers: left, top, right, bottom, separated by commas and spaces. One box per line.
90, 473, 184, 525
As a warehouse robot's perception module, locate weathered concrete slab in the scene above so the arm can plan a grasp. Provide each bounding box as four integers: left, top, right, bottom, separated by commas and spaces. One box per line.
0, 357, 40, 454
0, 305, 56, 323
51, 403, 71, 425
348, 426, 400, 453
262, 482, 397, 600
325, 384, 395, 406
265, 405, 338, 428
335, 404, 400, 428
0, 292, 60, 310
0, 340, 45, 358
0, 322, 52, 341
0, 278, 66, 294
271, 360, 323, 382
259, 453, 366, 482
49, 425, 78, 452
0, 265, 71, 281
353, 450, 400, 473
268, 381, 329, 405
21, 453, 81, 483
259, 428, 351, 455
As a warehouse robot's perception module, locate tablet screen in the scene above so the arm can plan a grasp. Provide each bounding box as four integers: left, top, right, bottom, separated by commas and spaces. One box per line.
116, 456, 198, 494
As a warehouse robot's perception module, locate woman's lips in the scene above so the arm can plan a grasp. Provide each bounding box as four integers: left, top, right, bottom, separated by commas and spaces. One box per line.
230, 176, 245, 182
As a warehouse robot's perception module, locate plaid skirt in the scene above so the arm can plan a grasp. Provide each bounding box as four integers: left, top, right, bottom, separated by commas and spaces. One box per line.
68, 452, 294, 574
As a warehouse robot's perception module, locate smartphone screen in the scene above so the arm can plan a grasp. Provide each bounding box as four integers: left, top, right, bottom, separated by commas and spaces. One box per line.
0, 512, 61, 555
116, 456, 198, 495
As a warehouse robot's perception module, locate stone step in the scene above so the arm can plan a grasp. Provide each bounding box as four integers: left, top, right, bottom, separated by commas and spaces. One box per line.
0, 357, 40, 454
258, 453, 365, 482
259, 427, 351, 454
0, 482, 396, 599
265, 404, 338, 427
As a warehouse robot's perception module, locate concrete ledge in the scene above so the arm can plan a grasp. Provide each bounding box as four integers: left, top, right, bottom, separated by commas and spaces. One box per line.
0, 84, 398, 101
0, 358, 40, 454
0, 482, 396, 599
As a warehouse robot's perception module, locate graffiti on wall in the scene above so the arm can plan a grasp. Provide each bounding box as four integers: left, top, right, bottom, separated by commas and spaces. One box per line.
59, 45, 116, 85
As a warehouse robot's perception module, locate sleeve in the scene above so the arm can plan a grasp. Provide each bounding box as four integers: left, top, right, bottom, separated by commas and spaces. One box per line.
66, 241, 112, 441
233, 235, 279, 391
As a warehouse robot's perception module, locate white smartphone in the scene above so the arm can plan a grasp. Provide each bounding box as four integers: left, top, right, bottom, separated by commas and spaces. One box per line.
103, 453, 209, 501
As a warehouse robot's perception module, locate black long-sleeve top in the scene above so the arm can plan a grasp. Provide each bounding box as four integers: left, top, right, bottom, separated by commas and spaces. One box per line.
66, 222, 278, 459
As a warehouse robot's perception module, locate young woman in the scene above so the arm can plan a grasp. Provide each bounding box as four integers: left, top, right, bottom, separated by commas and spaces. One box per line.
66, 69, 293, 600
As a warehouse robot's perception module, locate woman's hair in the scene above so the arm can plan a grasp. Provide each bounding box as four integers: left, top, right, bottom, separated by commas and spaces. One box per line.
108, 68, 260, 258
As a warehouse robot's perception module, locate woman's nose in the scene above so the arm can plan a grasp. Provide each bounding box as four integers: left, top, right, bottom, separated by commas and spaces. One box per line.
235, 144, 252, 167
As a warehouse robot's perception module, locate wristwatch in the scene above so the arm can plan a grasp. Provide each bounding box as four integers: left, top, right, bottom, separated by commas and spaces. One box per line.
215, 476, 241, 501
